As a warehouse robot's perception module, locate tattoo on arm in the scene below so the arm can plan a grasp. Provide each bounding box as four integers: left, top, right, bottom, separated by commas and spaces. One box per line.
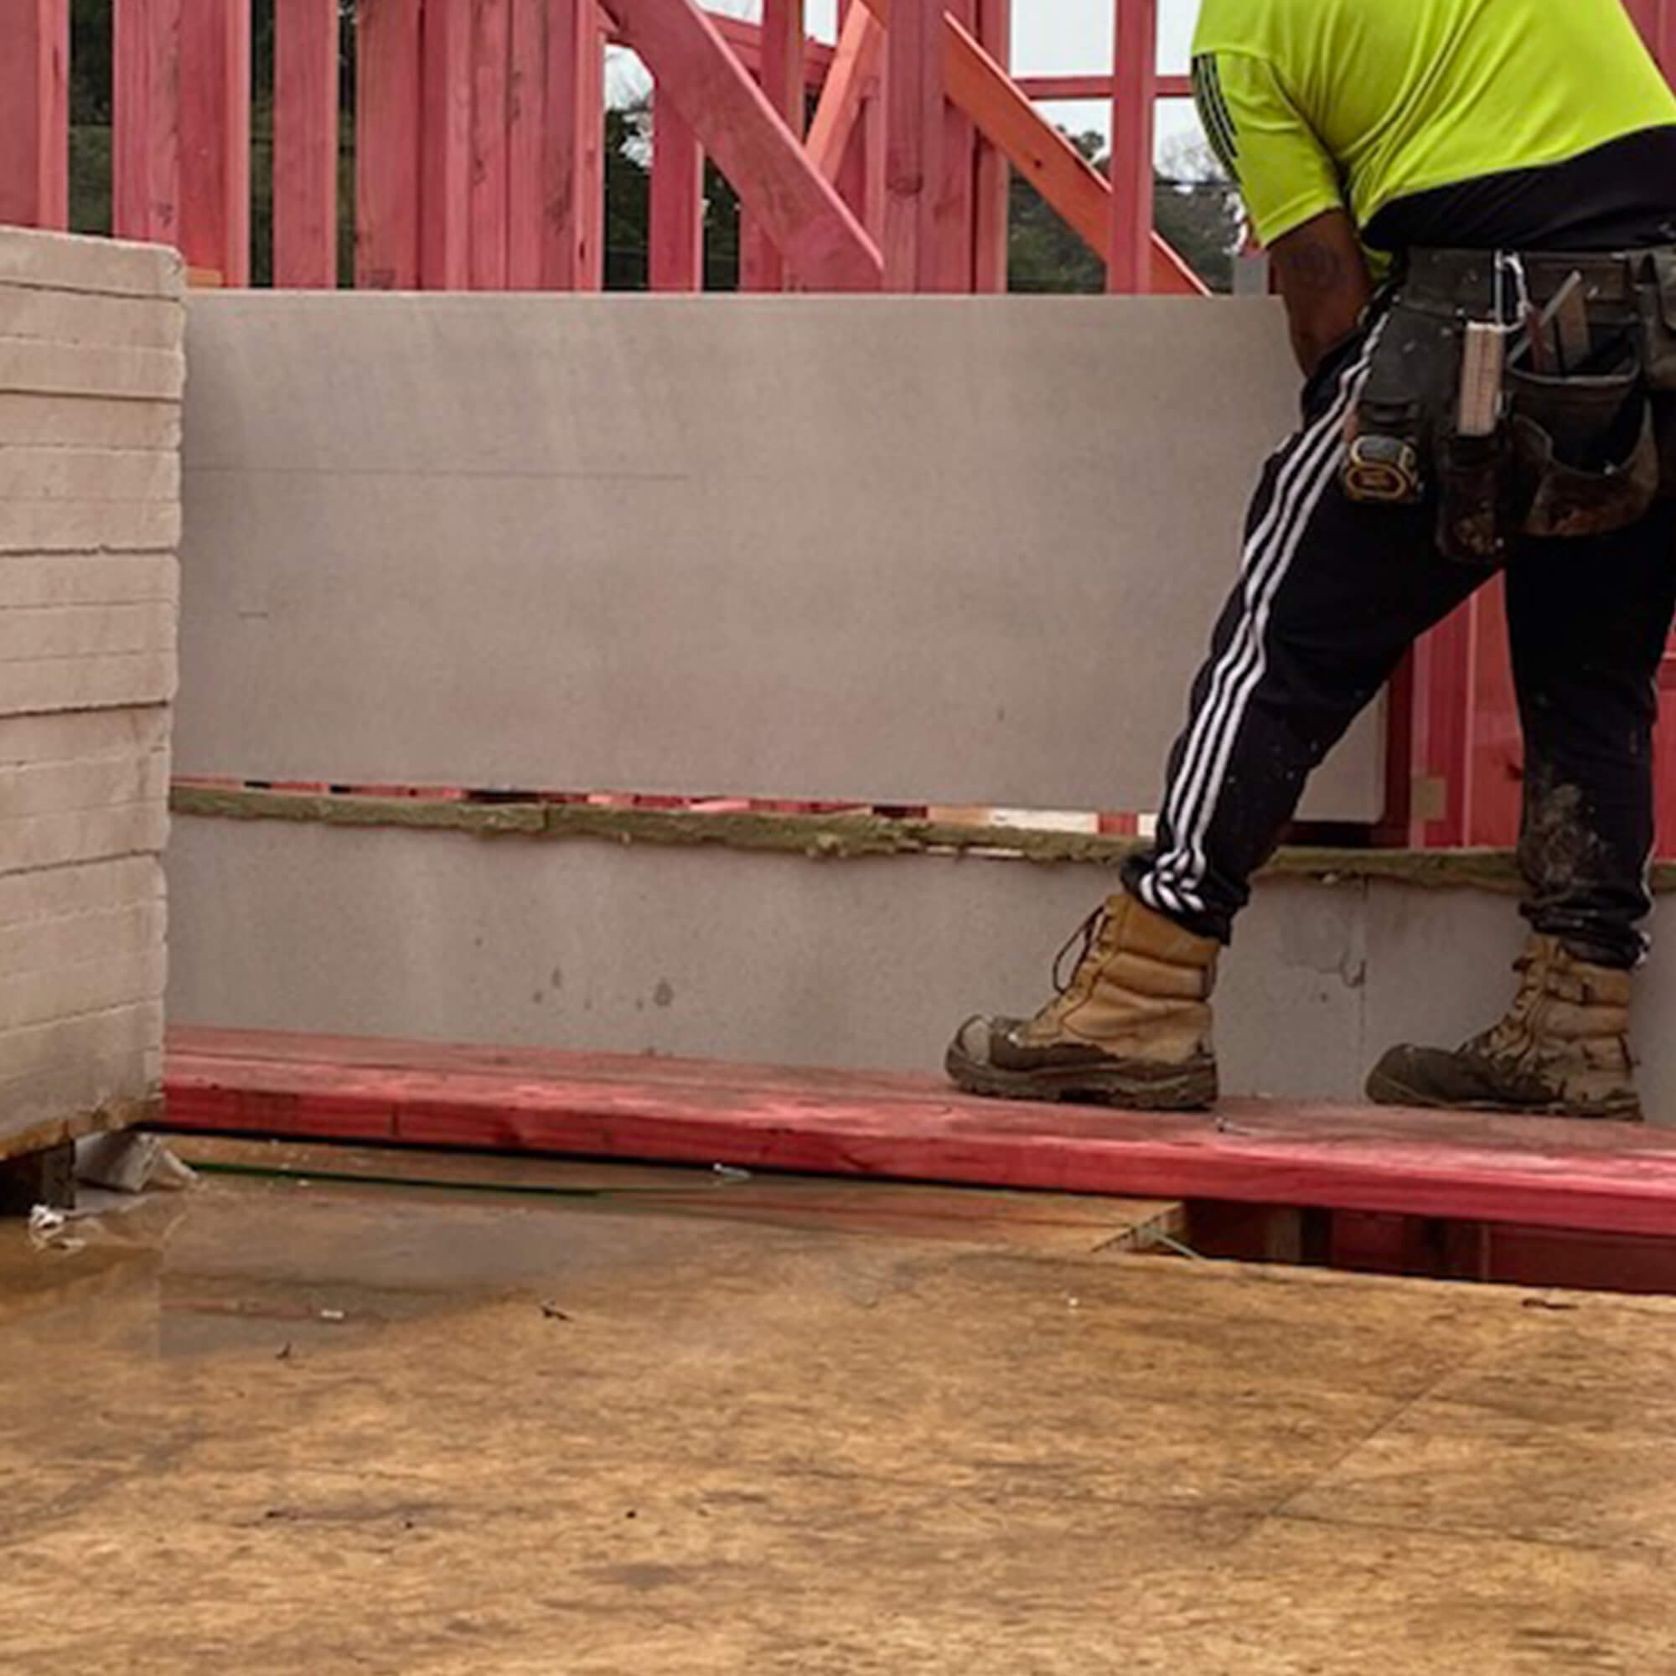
1274, 229, 1347, 293
1269, 210, 1373, 376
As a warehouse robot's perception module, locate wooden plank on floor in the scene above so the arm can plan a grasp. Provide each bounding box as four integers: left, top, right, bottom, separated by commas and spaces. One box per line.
168, 1135, 1187, 1254
163, 1027, 1676, 1239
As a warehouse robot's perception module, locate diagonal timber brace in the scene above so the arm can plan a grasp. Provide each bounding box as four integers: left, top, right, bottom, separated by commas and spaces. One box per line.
600, 0, 883, 290
834, 0, 1204, 294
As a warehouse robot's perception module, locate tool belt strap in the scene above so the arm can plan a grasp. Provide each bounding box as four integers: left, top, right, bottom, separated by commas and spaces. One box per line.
1400, 246, 1670, 313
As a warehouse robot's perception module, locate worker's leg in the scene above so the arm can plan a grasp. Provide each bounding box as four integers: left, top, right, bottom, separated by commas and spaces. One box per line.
1365, 506, 1676, 1123
947, 327, 1484, 1110
1123, 335, 1484, 939
1506, 504, 1676, 967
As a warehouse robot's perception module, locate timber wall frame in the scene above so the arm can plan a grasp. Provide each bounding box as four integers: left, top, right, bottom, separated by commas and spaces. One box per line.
6, 0, 1676, 857
0, 0, 1211, 296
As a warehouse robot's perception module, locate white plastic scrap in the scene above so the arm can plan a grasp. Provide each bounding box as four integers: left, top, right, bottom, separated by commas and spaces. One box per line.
75, 1133, 198, 1195
26, 1204, 84, 1254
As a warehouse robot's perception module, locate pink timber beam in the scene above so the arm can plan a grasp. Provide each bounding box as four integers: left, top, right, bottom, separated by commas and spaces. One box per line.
883, 0, 945, 288
421, 0, 472, 288
537, 0, 606, 290
471, 0, 514, 288
742, 0, 807, 290
1404, 603, 1476, 848
972, 0, 1010, 292
1625, 0, 1664, 64
356, 0, 423, 287
166, 1029, 1676, 1242
600, 0, 882, 291
855, 0, 1204, 294
507, 0, 549, 285
936, 0, 979, 291
1108, 0, 1156, 293
179, 0, 252, 284
114, 0, 183, 250
649, 101, 705, 289
616, 13, 837, 85
0, 0, 69, 230
805, 0, 884, 179
830, 0, 885, 237
274, 0, 341, 286
1013, 72, 1192, 99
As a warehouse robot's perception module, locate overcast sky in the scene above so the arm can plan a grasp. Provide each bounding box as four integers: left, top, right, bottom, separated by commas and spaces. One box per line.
613, 0, 1207, 162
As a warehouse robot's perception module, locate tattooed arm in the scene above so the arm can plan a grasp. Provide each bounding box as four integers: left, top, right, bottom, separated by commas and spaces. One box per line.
1270, 208, 1373, 377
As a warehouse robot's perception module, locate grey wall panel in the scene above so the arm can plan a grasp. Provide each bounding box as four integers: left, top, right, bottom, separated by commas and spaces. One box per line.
178, 293, 1385, 819
170, 820, 1658, 1112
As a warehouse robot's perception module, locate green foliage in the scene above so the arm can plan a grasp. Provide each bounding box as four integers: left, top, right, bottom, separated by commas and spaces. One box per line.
68, 0, 112, 235
605, 101, 742, 291
1008, 129, 1242, 295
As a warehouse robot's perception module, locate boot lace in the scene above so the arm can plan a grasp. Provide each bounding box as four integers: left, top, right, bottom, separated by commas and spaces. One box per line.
1053, 908, 1106, 995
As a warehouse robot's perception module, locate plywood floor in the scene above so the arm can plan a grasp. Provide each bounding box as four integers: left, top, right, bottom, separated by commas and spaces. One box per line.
1, 1152, 1673, 1674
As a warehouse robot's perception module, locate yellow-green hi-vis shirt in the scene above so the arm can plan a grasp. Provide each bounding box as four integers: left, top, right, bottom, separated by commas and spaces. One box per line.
1192, 0, 1676, 248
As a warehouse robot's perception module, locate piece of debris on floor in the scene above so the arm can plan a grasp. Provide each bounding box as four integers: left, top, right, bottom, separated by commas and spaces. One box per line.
76, 1133, 198, 1195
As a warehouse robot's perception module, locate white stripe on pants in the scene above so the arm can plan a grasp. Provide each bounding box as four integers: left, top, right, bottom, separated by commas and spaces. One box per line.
1139, 327, 1384, 918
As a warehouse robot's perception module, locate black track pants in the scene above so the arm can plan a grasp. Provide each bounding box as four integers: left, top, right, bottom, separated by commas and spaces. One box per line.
1123, 323, 1676, 970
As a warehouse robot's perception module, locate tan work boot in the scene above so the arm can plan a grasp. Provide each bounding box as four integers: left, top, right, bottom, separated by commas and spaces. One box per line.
946, 891, 1220, 1110
1366, 934, 1641, 1122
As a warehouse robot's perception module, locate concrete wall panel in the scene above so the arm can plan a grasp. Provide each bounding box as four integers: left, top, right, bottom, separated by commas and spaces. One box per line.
169, 819, 1574, 1110
3, 708, 172, 870
0, 655, 176, 718
0, 286, 186, 350
0, 501, 180, 556
0, 1004, 164, 1123
0, 446, 178, 504
0, 393, 181, 450
0, 339, 185, 402
177, 292, 1385, 819
169, 818, 1676, 1118
0, 226, 182, 1159
0, 554, 178, 611
0, 226, 184, 296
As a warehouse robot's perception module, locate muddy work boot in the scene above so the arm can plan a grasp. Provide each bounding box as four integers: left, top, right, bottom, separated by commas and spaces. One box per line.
1366, 934, 1641, 1122
946, 891, 1220, 1110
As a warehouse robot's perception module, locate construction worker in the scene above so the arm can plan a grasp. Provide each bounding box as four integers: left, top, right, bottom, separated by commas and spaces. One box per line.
949, 0, 1676, 1123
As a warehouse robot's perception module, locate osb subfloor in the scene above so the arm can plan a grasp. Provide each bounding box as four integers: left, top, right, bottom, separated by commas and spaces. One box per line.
2, 1148, 1674, 1675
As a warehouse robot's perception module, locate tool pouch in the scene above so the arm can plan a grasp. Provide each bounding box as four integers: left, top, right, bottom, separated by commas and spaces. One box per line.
1349, 299, 1511, 562
1343, 301, 1461, 508
1506, 347, 1658, 539
1634, 248, 1676, 392
1436, 429, 1512, 564
1630, 252, 1676, 495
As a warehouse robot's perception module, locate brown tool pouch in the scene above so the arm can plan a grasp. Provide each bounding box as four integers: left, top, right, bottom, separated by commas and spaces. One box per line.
1506, 347, 1659, 540
1347, 252, 1676, 561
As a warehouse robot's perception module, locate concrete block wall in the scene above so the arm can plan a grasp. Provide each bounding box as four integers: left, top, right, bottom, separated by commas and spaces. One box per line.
0, 228, 183, 1161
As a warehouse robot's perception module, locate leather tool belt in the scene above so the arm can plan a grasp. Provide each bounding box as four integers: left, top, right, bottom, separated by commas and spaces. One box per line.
1346, 245, 1676, 563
